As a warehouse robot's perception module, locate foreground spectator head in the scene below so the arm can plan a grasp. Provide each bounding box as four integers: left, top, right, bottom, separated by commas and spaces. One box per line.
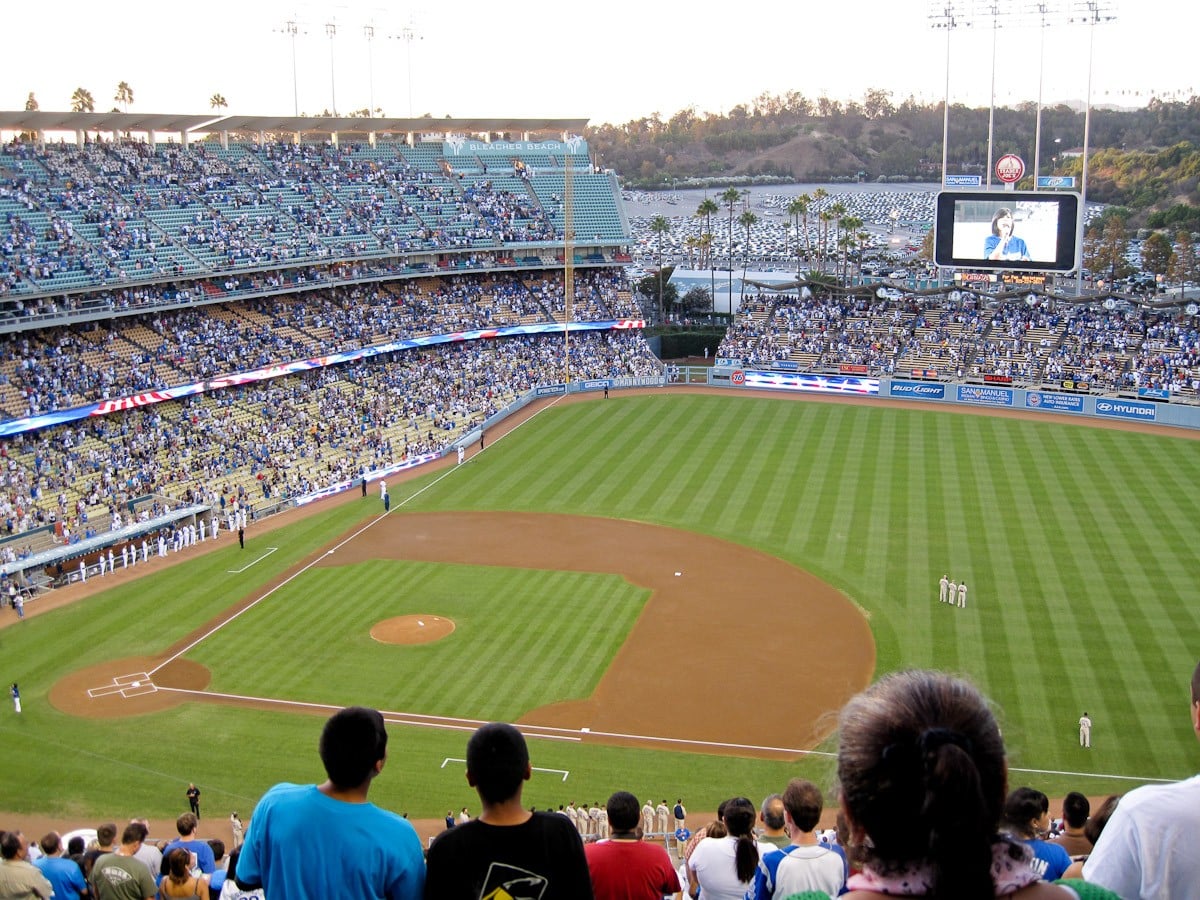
837, 669, 1010, 897
165, 847, 193, 880
606, 791, 641, 832
97, 822, 118, 847
1003, 787, 1051, 839
465, 721, 530, 804
39, 832, 61, 856
1084, 795, 1120, 846
1, 829, 24, 860
319, 705, 388, 789
760, 792, 786, 837
782, 778, 823, 835
1062, 792, 1090, 829
175, 813, 198, 837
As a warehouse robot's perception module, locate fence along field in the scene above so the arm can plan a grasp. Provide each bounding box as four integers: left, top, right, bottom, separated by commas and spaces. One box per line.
2, 392, 1199, 821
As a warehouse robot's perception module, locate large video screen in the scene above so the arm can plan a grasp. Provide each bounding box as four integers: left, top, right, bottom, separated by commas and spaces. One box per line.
934, 191, 1080, 272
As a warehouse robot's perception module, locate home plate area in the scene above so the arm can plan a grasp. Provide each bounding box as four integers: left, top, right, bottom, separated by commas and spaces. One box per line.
87, 672, 157, 700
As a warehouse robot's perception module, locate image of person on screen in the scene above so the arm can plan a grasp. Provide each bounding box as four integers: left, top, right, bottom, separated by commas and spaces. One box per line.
985, 208, 1030, 261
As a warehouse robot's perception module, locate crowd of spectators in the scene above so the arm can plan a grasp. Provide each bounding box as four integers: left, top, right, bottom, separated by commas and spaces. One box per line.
0, 321, 659, 550
718, 289, 1200, 394
12, 661, 1194, 898
0, 268, 639, 419
1, 136, 621, 300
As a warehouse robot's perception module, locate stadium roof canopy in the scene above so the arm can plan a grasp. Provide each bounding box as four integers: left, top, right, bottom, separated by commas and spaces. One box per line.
0, 110, 590, 139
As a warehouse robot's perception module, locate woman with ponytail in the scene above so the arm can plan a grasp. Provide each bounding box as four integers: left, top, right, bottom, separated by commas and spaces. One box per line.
686, 796, 773, 900
836, 670, 1118, 900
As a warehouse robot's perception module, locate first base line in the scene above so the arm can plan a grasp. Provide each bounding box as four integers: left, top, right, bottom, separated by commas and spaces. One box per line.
227, 547, 279, 574
442, 757, 570, 782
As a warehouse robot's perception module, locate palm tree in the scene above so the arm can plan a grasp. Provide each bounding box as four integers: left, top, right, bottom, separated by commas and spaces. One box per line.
787, 195, 810, 276
696, 195, 719, 306
210, 93, 229, 113
838, 214, 862, 281
24, 92, 38, 112
828, 201, 848, 268
737, 208, 758, 306
114, 81, 134, 112
811, 188, 829, 272
817, 210, 834, 274
719, 187, 742, 313
650, 215, 671, 323
70, 87, 95, 113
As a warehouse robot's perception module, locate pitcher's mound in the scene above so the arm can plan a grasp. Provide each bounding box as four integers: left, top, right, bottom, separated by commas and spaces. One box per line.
370, 615, 455, 645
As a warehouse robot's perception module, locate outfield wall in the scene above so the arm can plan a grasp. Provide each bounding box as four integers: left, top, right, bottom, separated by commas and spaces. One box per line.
697, 367, 1200, 432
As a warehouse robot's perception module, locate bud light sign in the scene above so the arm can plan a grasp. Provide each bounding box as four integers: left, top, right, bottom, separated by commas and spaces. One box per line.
890, 381, 945, 400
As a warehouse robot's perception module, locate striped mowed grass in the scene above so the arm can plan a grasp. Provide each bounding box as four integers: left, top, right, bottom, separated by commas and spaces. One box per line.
2, 392, 1198, 821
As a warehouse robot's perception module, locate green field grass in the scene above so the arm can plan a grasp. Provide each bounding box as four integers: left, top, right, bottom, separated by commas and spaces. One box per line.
2, 392, 1198, 823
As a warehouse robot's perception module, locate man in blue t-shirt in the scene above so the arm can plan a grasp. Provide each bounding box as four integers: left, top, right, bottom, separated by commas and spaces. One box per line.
34, 831, 89, 900
159, 812, 216, 875
236, 706, 425, 900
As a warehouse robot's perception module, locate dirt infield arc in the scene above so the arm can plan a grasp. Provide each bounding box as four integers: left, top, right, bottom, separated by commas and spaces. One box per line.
51, 510, 875, 757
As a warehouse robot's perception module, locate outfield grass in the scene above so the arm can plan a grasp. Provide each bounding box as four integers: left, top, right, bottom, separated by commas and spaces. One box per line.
2, 392, 1198, 822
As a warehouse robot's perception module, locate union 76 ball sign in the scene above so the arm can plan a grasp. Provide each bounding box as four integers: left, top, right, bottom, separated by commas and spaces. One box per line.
996, 154, 1025, 184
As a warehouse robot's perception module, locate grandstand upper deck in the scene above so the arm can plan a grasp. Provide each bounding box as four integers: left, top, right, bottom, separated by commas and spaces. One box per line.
0, 123, 627, 306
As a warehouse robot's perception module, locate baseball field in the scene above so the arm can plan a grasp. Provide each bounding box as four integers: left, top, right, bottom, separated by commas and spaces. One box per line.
2, 388, 1199, 828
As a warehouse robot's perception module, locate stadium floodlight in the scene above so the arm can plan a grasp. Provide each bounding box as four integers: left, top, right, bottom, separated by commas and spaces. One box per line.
396, 19, 423, 119
325, 21, 338, 117
274, 18, 307, 117
363, 25, 376, 117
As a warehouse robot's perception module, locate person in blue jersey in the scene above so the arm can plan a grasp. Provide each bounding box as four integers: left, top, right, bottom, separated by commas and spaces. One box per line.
235, 706, 424, 900
754, 779, 846, 899
1002, 788, 1072, 882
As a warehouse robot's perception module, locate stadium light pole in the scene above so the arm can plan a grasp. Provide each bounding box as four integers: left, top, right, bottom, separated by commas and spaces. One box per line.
985, 3, 1000, 190
929, 3, 964, 189
364, 24, 376, 117
1073, 0, 1117, 295
1032, 2, 1050, 189
277, 18, 303, 117
400, 21, 421, 119
325, 21, 338, 117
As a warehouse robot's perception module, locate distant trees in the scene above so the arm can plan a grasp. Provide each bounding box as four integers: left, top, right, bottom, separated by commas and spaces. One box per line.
1140, 232, 1174, 286
114, 81, 134, 112
210, 93, 228, 112
1084, 216, 1134, 285
1168, 231, 1197, 287
24, 92, 38, 112
70, 87, 95, 113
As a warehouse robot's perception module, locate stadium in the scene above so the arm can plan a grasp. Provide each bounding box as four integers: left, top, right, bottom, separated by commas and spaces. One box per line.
1, 110, 1198, 869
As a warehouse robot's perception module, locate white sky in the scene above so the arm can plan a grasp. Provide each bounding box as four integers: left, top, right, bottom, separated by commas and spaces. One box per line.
3, 0, 1193, 127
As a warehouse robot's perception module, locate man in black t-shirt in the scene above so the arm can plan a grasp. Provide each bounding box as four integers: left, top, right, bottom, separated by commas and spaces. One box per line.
424, 722, 593, 900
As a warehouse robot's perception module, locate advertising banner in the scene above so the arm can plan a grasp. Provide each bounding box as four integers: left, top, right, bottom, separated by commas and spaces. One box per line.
1095, 399, 1157, 421
890, 381, 946, 400
1025, 391, 1084, 413
957, 385, 1014, 407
